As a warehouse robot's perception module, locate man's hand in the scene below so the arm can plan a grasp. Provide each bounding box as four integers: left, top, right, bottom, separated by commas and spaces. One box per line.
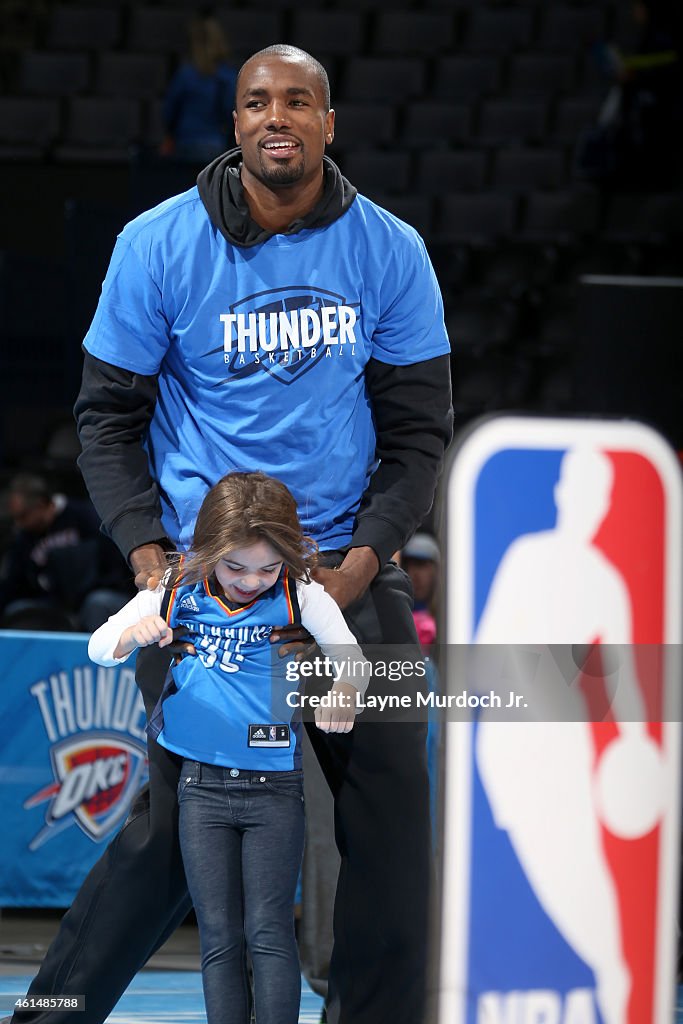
314, 682, 359, 734
130, 543, 168, 591
270, 623, 315, 660
312, 546, 379, 609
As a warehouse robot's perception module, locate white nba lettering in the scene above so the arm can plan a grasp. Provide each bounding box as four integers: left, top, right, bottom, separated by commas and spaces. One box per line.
94, 668, 116, 728
477, 992, 520, 1024
74, 667, 94, 730
268, 353, 275, 363
220, 313, 237, 352
238, 354, 245, 365
521, 990, 561, 1024
477, 991, 592, 1024
563, 990, 597, 1024
30, 681, 58, 742
50, 672, 76, 737
300, 308, 321, 348
237, 312, 259, 352
338, 305, 357, 345
279, 310, 300, 348
310, 348, 317, 359
321, 305, 338, 344
325, 348, 332, 358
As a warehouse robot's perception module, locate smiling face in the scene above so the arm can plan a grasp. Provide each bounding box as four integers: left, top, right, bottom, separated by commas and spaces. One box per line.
233, 53, 334, 191
214, 539, 284, 604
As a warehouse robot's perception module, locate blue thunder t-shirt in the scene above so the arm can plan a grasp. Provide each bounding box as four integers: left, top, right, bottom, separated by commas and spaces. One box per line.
82, 189, 450, 551
156, 570, 303, 770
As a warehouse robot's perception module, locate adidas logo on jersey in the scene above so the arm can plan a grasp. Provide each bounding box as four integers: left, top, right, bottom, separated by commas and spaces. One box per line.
252, 728, 267, 739
179, 595, 200, 612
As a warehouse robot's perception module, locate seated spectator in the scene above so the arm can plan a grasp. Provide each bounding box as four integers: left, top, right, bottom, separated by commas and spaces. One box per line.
401, 532, 440, 653
161, 9, 237, 164
0, 474, 134, 632
580, 0, 683, 188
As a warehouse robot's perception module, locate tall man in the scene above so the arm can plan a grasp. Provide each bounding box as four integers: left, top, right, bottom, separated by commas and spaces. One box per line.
12, 46, 452, 1024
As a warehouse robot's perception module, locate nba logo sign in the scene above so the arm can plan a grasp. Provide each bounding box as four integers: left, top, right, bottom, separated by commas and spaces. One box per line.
437, 417, 682, 1024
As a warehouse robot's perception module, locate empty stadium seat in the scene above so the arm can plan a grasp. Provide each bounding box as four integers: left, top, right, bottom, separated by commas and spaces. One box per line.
0, 97, 60, 159
126, 7, 190, 54
45, 6, 121, 51
435, 193, 519, 243
432, 55, 503, 100
373, 11, 456, 56
477, 99, 549, 144
521, 187, 600, 242
403, 102, 472, 147
54, 97, 141, 162
342, 149, 412, 193
492, 148, 567, 192
416, 150, 488, 193
506, 54, 576, 97
219, 11, 285, 62
550, 97, 602, 143
340, 57, 427, 102
94, 53, 168, 99
19, 51, 90, 96
329, 102, 395, 151
537, 6, 607, 52
288, 11, 366, 57
462, 8, 536, 53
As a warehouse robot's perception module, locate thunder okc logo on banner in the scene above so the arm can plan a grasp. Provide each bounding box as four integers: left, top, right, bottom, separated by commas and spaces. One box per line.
441, 417, 681, 1024
25, 662, 148, 849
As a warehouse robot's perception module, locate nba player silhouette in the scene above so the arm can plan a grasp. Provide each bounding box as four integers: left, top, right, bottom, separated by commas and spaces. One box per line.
475, 446, 664, 1024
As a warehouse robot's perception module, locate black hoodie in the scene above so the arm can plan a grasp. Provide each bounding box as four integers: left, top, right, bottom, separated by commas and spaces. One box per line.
74, 151, 453, 567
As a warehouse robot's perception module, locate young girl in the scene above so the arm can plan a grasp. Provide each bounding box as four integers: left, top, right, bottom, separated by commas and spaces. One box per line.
88, 471, 368, 1024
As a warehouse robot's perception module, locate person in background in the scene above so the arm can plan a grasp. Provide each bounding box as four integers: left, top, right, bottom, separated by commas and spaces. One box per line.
0, 473, 133, 631
401, 532, 440, 654
161, 8, 237, 163
581, 0, 683, 188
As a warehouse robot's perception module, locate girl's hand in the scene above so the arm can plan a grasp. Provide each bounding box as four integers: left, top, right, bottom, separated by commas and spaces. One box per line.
113, 616, 174, 659
314, 682, 359, 734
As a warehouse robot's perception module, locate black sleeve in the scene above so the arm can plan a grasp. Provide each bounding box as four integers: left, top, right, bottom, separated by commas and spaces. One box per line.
73, 350, 172, 564
351, 353, 453, 566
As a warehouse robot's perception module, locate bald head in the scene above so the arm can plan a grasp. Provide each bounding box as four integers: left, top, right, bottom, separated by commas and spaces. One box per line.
236, 45, 331, 111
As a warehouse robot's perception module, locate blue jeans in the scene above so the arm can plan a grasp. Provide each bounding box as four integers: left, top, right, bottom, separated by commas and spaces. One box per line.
178, 761, 305, 1024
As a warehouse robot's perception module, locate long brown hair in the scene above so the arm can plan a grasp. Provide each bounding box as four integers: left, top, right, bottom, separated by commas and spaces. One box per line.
189, 12, 229, 77
167, 471, 317, 589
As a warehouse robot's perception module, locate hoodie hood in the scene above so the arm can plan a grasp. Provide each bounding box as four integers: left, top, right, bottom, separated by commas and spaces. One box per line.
196, 147, 357, 248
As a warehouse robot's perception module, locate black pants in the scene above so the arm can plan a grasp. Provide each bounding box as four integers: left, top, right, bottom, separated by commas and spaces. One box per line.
12, 561, 432, 1024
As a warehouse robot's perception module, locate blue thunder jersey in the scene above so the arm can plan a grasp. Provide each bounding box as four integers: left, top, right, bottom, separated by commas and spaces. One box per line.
82, 189, 450, 551
155, 570, 303, 770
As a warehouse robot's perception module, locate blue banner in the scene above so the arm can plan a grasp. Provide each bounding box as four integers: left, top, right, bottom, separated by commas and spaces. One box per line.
0, 631, 147, 906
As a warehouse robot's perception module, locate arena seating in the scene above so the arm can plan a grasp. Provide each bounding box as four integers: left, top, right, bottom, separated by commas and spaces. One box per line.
0, 0, 681, 467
